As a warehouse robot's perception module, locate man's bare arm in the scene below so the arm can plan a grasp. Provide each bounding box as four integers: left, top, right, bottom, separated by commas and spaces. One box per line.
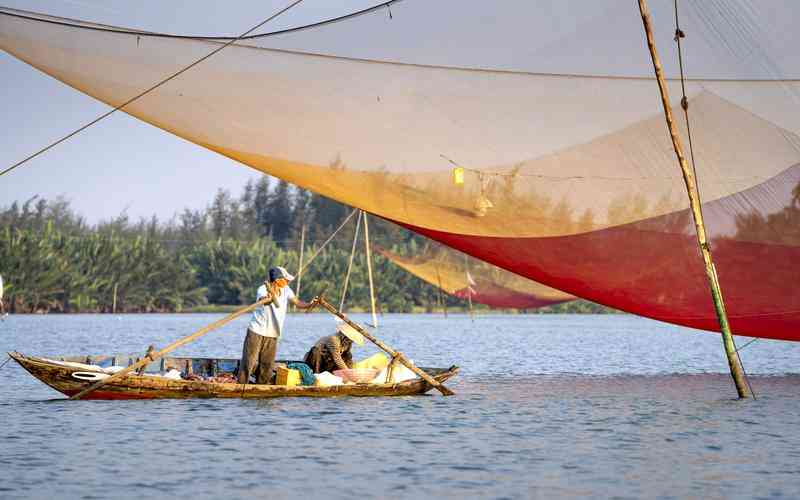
290, 296, 316, 310
327, 336, 350, 371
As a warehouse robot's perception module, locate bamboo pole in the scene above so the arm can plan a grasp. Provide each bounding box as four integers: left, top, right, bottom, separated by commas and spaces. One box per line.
295, 223, 306, 300
317, 297, 455, 396
112, 282, 118, 314
363, 213, 379, 328
69, 296, 273, 400
435, 265, 448, 318
464, 255, 475, 322
433, 271, 442, 313
339, 210, 362, 312
637, 0, 750, 398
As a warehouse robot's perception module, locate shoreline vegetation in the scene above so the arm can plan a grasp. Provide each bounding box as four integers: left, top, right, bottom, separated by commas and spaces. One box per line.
10, 302, 615, 315
1, 177, 617, 315
181, 303, 618, 314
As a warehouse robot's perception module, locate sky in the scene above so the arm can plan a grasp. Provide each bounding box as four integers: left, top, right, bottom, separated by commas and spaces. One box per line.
2, 0, 795, 224
0, 1, 379, 223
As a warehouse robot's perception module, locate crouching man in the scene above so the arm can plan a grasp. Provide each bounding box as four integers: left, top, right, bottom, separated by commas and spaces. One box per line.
303, 322, 364, 373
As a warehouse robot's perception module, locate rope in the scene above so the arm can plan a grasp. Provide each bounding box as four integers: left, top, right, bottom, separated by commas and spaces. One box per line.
3, 5, 796, 90
464, 254, 475, 322
439, 153, 767, 182
434, 264, 447, 318
734, 338, 759, 353
735, 346, 757, 400
0, 1, 404, 42
673, 0, 704, 215
0, 356, 11, 372
295, 223, 306, 298
294, 208, 358, 277
0, 0, 306, 179
339, 210, 363, 312
673, 0, 754, 399
736, 336, 760, 398
362, 212, 379, 328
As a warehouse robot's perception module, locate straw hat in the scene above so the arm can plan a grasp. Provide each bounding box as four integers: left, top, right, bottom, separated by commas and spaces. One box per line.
336, 320, 365, 346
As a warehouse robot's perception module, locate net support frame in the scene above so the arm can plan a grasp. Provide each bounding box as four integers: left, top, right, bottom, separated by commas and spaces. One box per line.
638, 0, 751, 399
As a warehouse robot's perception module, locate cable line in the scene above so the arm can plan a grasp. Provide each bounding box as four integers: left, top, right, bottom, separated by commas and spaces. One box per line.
295, 209, 359, 277
0, 1, 403, 42
339, 210, 363, 312
0, 0, 305, 179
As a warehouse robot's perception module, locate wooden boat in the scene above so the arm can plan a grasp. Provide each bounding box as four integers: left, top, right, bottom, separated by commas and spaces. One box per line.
9, 351, 459, 400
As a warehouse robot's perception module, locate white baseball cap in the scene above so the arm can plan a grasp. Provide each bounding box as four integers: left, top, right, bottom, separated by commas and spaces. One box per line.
269, 266, 295, 282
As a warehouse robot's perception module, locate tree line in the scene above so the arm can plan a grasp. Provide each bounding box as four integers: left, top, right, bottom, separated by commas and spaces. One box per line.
0, 179, 612, 314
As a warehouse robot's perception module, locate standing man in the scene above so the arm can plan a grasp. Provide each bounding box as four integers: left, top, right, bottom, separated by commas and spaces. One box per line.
238, 266, 315, 384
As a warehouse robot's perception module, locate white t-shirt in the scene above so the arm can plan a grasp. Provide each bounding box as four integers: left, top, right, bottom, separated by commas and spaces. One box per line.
248, 284, 296, 338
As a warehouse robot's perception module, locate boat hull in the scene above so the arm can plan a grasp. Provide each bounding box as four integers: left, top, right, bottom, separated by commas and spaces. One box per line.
9, 352, 459, 400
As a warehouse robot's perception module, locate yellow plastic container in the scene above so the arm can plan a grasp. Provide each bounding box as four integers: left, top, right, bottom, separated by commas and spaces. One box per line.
275, 366, 301, 387
353, 352, 389, 370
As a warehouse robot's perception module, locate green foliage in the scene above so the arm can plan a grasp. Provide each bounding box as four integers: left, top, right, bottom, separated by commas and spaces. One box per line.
0, 177, 612, 314
190, 238, 291, 305
534, 300, 619, 314
0, 213, 205, 313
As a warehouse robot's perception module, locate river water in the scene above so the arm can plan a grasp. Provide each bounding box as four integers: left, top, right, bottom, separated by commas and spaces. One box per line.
0, 313, 798, 499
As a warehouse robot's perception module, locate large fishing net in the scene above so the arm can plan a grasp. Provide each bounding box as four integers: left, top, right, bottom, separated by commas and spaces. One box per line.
1, 1, 798, 339
377, 242, 574, 309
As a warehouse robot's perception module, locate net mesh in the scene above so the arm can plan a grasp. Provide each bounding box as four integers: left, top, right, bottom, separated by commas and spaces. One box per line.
1, 1, 799, 339
376, 242, 574, 310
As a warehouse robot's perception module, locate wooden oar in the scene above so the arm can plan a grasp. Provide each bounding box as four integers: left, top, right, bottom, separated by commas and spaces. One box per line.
69, 296, 273, 400
316, 297, 455, 396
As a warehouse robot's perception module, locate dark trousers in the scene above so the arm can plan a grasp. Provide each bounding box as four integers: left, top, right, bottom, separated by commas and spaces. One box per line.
238, 329, 278, 384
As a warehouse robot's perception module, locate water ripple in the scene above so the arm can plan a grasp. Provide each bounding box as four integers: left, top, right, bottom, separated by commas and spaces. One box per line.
0, 314, 799, 498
